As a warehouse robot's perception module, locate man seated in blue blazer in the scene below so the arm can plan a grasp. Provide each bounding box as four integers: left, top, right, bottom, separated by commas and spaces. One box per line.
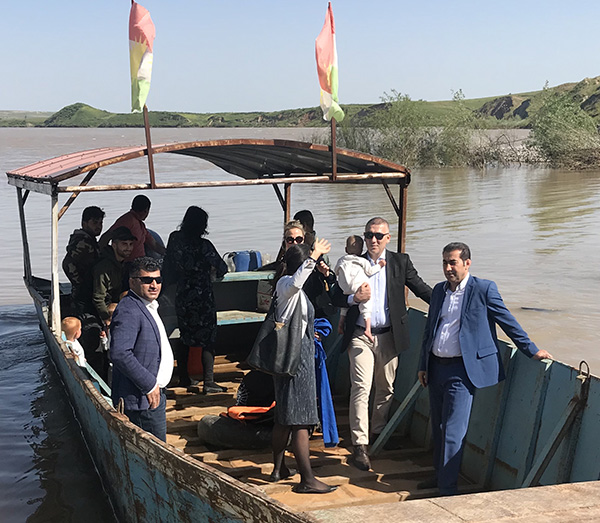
110, 257, 174, 442
417, 242, 552, 495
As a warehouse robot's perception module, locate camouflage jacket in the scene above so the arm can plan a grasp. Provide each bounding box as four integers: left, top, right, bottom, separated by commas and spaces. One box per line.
62, 228, 99, 306
92, 246, 127, 322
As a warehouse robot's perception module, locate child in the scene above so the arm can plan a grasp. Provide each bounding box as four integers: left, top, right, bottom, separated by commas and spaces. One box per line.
334, 235, 386, 342
61, 316, 86, 367
98, 302, 117, 353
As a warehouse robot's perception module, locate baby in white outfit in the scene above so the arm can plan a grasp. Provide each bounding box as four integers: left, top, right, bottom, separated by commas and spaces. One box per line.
334, 235, 386, 342
61, 316, 86, 367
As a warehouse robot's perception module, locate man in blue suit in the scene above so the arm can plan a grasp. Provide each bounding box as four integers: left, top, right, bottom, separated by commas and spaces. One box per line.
110, 257, 174, 442
418, 242, 552, 495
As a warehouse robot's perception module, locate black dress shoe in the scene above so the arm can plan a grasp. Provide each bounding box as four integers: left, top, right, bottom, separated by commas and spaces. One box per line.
292, 483, 338, 494
203, 382, 227, 394
417, 476, 438, 489
351, 444, 371, 471
269, 468, 297, 482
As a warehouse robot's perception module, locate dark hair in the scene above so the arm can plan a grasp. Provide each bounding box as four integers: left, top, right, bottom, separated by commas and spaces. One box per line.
365, 216, 390, 231
347, 235, 364, 250
81, 206, 105, 223
443, 242, 471, 261
129, 256, 162, 277
283, 244, 311, 276
293, 210, 314, 231
131, 195, 151, 212
179, 206, 208, 238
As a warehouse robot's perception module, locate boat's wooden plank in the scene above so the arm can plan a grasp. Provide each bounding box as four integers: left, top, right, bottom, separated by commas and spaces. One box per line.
220, 271, 274, 282
167, 393, 236, 410
268, 484, 406, 511
217, 310, 267, 325
167, 407, 226, 425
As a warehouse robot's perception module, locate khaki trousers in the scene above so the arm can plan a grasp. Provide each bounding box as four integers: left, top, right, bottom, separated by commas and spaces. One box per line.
348, 329, 398, 446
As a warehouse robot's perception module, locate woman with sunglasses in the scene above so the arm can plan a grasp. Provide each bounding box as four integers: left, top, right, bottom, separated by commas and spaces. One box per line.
162, 206, 228, 394
272, 220, 338, 318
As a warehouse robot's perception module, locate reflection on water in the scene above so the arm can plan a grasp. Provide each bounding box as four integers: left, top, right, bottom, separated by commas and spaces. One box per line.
0, 305, 115, 522
1, 128, 599, 370
525, 169, 598, 252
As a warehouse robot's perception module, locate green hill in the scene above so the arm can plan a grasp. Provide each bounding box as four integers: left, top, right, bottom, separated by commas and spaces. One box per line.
3, 76, 600, 128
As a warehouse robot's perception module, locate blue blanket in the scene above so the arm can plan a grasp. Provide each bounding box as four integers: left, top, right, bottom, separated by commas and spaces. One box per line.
314, 318, 339, 447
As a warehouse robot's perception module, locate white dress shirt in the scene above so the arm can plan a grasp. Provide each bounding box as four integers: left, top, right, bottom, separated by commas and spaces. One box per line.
432, 273, 470, 358
136, 292, 174, 390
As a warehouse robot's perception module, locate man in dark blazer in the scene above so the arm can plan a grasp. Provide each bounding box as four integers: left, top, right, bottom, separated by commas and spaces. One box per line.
418, 242, 552, 495
341, 217, 432, 471
110, 257, 174, 442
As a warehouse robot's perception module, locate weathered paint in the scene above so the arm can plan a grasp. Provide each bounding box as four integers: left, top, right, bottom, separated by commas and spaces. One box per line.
33, 294, 600, 522
35, 301, 315, 523
393, 308, 600, 492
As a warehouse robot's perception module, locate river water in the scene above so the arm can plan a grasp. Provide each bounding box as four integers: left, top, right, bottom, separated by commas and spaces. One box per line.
1, 128, 600, 519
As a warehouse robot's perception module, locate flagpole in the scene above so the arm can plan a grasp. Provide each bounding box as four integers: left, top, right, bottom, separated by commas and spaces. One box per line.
142, 104, 157, 189
331, 117, 338, 181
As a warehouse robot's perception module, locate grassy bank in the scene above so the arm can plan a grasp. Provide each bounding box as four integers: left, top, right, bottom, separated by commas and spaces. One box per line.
5, 76, 600, 167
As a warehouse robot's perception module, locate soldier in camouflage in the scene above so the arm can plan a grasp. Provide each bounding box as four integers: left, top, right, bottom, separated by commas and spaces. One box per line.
62, 206, 105, 314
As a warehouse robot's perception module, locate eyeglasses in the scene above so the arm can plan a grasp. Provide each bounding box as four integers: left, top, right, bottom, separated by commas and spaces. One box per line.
285, 236, 304, 244
364, 231, 389, 240
133, 276, 163, 284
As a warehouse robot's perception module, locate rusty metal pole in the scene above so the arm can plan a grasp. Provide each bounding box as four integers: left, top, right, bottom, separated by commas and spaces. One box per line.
143, 105, 157, 189
398, 184, 407, 253
16, 188, 33, 284
331, 118, 338, 181
284, 183, 291, 223
50, 189, 61, 335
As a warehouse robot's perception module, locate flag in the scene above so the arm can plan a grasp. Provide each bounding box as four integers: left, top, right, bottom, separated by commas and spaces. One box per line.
315, 3, 344, 122
129, 1, 155, 113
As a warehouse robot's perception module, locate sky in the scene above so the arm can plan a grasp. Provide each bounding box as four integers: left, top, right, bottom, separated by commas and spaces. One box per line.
2, 0, 600, 114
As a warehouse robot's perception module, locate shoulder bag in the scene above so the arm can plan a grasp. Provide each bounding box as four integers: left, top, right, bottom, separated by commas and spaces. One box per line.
246, 293, 303, 377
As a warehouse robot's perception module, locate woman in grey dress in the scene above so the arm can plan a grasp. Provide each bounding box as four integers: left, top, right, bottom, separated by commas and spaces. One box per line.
270, 239, 337, 494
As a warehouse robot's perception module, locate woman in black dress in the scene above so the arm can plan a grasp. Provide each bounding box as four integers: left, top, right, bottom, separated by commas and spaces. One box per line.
163, 206, 228, 393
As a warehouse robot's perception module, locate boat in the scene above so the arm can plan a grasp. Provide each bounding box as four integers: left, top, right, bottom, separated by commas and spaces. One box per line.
6, 138, 600, 522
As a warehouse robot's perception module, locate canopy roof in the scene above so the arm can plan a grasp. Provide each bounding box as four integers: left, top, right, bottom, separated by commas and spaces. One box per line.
6, 139, 409, 195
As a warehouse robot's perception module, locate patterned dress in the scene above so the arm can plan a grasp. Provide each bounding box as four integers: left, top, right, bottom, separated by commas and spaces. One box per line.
163, 231, 228, 348
273, 258, 319, 426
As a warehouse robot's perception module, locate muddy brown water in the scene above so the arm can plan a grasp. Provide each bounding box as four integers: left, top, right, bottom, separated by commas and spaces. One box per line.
1, 127, 599, 519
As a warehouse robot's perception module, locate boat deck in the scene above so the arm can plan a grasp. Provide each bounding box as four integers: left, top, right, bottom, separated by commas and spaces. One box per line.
165, 355, 480, 514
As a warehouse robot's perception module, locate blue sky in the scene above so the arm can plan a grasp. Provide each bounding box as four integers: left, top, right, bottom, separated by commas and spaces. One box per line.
2, 0, 600, 113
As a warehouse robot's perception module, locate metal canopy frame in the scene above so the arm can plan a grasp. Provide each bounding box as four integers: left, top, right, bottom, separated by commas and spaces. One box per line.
6, 138, 411, 335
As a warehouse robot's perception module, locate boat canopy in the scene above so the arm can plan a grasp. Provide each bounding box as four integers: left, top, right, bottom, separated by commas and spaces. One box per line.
7, 138, 412, 335
6, 139, 410, 195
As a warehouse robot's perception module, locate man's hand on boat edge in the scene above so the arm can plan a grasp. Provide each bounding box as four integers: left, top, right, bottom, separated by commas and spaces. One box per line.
533, 349, 553, 361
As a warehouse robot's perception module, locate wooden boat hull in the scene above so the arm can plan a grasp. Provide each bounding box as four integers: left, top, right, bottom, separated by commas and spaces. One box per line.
33, 274, 600, 522
31, 292, 312, 523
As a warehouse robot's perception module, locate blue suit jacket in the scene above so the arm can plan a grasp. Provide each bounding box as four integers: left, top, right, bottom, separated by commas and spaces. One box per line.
110, 292, 162, 411
419, 275, 539, 389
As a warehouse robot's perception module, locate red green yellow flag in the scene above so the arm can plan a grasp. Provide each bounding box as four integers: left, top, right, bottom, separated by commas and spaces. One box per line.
129, 1, 155, 113
315, 3, 344, 122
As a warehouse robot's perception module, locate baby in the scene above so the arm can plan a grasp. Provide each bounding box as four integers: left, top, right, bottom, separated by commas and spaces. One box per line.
61, 316, 86, 367
334, 235, 386, 342
98, 302, 117, 353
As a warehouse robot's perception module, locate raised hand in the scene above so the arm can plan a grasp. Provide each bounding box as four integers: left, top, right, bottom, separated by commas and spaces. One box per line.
311, 238, 331, 259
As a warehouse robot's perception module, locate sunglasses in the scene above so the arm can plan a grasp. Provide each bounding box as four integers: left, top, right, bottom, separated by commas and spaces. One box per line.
364, 231, 389, 240
285, 236, 304, 244
133, 276, 163, 284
